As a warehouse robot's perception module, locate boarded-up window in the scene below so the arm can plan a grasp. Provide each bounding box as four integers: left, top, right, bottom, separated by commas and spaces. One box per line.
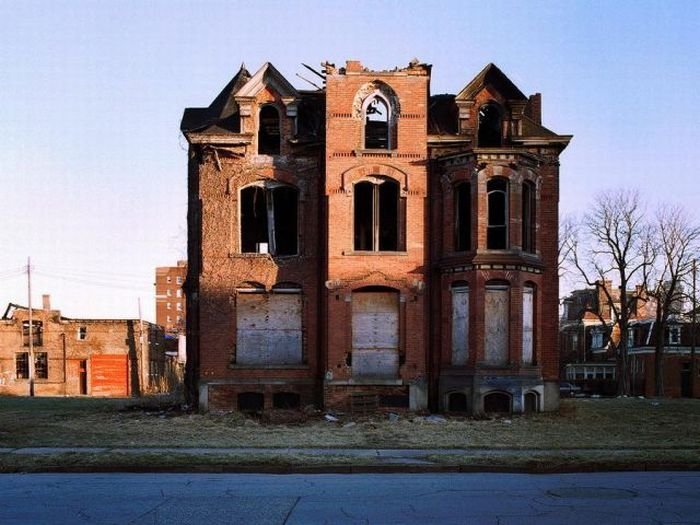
451, 285, 469, 366
91, 355, 128, 397
485, 285, 509, 366
236, 292, 302, 365
522, 287, 534, 365
352, 291, 399, 378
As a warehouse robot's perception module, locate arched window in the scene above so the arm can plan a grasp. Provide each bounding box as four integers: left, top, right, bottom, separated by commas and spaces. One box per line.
240, 183, 298, 256
487, 178, 508, 249
451, 282, 469, 366
354, 178, 399, 251
485, 282, 509, 366
454, 182, 471, 252
522, 180, 536, 253
478, 103, 502, 147
364, 95, 390, 149
483, 391, 511, 414
522, 285, 535, 365
258, 105, 280, 154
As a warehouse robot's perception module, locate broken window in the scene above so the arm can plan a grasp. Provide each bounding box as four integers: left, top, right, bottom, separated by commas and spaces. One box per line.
16, 353, 29, 379
364, 95, 390, 149
22, 320, 42, 346
77, 326, 87, 341
454, 182, 471, 252
487, 178, 508, 249
451, 284, 469, 366
522, 180, 536, 253
353, 179, 399, 251
240, 183, 298, 256
35, 352, 48, 379
522, 286, 534, 365
484, 283, 509, 366
478, 103, 502, 147
238, 392, 264, 412
236, 289, 303, 366
258, 105, 280, 155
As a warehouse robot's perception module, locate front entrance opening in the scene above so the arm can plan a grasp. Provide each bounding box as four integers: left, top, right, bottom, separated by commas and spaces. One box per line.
484, 392, 511, 414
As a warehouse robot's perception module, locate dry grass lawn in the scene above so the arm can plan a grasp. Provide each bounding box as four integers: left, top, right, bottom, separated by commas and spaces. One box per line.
0, 395, 699, 450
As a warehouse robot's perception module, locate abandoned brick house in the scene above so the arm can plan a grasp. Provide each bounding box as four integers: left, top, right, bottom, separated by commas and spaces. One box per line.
181, 59, 571, 414
0, 296, 168, 397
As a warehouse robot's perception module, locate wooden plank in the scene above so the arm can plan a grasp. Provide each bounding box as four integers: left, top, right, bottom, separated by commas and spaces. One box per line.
522, 287, 534, 365
352, 292, 399, 378
485, 287, 509, 366
90, 354, 128, 397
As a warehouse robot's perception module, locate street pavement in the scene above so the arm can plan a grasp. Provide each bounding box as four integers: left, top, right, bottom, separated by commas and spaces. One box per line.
0, 471, 698, 524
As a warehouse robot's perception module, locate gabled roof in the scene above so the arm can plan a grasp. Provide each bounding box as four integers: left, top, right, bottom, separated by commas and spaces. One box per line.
456, 63, 526, 101
181, 64, 251, 133
235, 62, 299, 100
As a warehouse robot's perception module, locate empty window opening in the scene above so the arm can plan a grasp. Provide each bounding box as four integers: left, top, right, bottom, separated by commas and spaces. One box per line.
485, 284, 509, 366
524, 392, 538, 414
487, 178, 508, 249
272, 392, 300, 409
258, 105, 280, 155
241, 184, 298, 256
238, 392, 265, 412
16, 353, 29, 379
379, 394, 409, 408
448, 392, 468, 412
522, 180, 536, 253
451, 284, 469, 366
478, 103, 502, 147
35, 352, 48, 379
484, 392, 511, 414
454, 182, 471, 251
522, 286, 535, 365
364, 96, 389, 149
354, 179, 399, 251
78, 326, 87, 340
22, 320, 43, 347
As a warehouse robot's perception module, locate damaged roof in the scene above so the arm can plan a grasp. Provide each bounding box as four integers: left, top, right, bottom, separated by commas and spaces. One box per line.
456, 63, 526, 101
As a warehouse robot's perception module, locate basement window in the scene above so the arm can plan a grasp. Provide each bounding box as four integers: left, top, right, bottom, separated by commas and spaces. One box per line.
522, 180, 536, 253
454, 182, 471, 251
258, 105, 281, 155
364, 95, 390, 149
487, 178, 508, 249
353, 179, 399, 251
478, 103, 502, 147
240, 183, 298, 256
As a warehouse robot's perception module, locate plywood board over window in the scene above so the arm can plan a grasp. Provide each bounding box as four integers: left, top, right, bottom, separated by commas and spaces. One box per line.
484, 285, 509, 366
352, 291, 399, 378
451, 286, 469, 365
236, 293, 303, 365
522, 287, 534, 365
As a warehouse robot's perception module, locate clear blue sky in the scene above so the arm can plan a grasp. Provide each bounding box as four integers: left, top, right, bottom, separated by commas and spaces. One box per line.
1, 0, 698, 320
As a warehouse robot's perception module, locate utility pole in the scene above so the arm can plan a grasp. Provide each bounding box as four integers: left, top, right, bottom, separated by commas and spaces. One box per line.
27, 256, 34, 397
691, 259, 697, 396
138, 297, 146, 393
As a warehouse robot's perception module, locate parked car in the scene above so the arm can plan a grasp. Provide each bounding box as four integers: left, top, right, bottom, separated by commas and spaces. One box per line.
559, 382, 583, 397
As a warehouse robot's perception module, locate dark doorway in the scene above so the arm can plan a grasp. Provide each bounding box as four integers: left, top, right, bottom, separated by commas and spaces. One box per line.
484, 392, 511, 414
79, 360, 87, 395
524, 392, 538, 413
448, 392, 468, 412
238, 392, 264, 412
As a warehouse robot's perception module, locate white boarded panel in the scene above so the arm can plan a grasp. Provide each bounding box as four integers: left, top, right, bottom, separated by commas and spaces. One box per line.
451, 287, 469, 366
236, 293, 302, 365
522, 287, 534, 365
352, 291, 399, 378
352, 349, 399, 378
485, 287, 509, 366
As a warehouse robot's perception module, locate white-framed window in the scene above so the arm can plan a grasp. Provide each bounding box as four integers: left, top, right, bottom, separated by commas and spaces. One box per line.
176, 276, 183, 285
667, 326, 681, 345
77, 326, 87, 341
591, 330, 604, 349
176, 289, 182, 298
176, 303, 182, 311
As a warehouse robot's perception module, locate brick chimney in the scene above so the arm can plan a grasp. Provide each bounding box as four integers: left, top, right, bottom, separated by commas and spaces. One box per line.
42, 294, 51, 311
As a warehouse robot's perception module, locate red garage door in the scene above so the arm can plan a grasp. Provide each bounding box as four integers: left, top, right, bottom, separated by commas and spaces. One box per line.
91, 355, 128, 397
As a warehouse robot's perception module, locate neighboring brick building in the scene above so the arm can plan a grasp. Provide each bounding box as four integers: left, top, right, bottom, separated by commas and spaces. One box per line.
181, 59, 571, 414
0, 295, 167, 397
155, 261, 187, 336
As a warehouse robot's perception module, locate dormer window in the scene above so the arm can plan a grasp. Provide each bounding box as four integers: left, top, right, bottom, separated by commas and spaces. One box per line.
258, 105, 280, 154
363, 95, 390, 149
478, 103, 502, 147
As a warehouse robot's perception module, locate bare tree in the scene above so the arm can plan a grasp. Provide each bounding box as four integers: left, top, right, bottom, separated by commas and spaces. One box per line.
558, 213, 577, 281
566, 189, 656, 396
646, 206, 700, 396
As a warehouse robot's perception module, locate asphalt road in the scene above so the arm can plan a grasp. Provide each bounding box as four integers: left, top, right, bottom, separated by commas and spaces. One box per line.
1, 472, 698, 524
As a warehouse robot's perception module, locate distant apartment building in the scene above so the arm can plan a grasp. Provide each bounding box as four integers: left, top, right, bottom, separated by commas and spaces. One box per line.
0, 295, 168, 397
155, 261, 187, 336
